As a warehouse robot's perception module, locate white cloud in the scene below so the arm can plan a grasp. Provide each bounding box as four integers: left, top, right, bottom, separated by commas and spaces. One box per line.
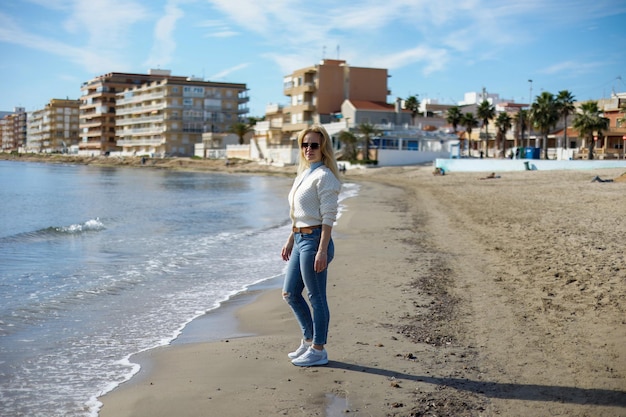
210, 63, 250, 80
540, 61, 602, 77
145, 1, 185, 68
375, 45, 449, 75
0, 12, 128, 73
63, 0, 148, 48
197, 19, 238, 37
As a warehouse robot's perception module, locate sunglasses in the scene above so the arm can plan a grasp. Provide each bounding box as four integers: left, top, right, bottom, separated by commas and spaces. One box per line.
301, 142, 320, 150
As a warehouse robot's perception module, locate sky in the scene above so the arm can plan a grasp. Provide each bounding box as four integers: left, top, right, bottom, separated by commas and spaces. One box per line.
1, 0, 625, 117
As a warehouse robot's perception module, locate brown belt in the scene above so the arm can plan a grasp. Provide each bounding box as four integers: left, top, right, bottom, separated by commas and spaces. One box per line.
292, 225, 322, 234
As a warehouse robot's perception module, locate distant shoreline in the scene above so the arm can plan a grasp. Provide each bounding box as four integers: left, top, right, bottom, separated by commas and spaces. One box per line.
0, 153, 297, 177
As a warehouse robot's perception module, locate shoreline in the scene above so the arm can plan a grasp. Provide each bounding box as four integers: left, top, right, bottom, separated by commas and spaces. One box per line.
0, 153, 298, 177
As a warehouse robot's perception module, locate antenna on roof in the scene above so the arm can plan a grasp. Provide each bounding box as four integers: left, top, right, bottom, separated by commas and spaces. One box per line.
337, 45, 340, 59
322, 45, 326, 59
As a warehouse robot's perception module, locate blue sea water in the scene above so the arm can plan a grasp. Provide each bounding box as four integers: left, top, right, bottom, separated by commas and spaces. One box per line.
0, 160, 357, 417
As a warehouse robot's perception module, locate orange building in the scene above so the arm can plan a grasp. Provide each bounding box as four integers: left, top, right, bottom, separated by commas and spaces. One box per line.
282, 59, 389, 134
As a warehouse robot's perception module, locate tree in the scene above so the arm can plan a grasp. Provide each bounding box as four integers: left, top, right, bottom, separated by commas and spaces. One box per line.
572, 101, 609, 160
446, 106, 462, 133
495, 112, 512, 158
477, 100, 496, 157
357, 122, 380, 162
230, 122, 253, 145
461, 112, 479, 157
404, 95, 420, 125
556, 90, 576, 151
337, 130, 358, 161
513, 109, 529, 149
530, 91, 559, 159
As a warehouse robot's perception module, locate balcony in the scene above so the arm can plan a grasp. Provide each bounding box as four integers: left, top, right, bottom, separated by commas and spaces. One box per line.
285, 102, 315, 113
117, 92, 166, 105
282, 121, 313, 132
120, 126, 165, 135
117, 138, 165, 147
116, 103, 165, 115
284, 81, 315, 95
116, 115, 164, 126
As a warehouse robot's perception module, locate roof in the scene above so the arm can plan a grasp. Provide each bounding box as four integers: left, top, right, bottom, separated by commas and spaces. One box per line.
347, 99, 411, 113
550, 127, 579, 137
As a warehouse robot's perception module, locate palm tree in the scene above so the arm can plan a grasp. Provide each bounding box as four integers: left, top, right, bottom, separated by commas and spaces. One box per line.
446, 106, 463, 133
495, 112, 512, 158
404, 95, 420, 125
556, 90, 576, 151
530, 91, 559, 159
337, 130, 358, 161
461, 112, 479, 157
357, 122, 380, 162
513, 109, 529, 149
230, 121, 253, 145
477, 100, 496, 157
572, 101, 609, 160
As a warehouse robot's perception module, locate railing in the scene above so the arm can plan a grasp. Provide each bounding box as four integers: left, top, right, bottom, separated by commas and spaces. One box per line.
116, 115, 164, 125
116, 103, 165, 115
120, 126, 165, 135
117, 93, 165, 105
117, 138, 165, 146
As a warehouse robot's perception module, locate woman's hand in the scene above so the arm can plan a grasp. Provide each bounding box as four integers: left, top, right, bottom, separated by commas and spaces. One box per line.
314, 251, 327, 272
281, 237, 294, 261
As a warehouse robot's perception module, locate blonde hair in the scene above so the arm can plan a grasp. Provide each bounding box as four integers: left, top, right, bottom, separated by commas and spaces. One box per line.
296, 125, 341, 180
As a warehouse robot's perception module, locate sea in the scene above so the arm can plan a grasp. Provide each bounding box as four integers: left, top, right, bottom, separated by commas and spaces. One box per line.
0, 160, 358, 417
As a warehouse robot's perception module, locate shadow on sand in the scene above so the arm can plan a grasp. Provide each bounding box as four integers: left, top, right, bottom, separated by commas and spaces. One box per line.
326, 361, 626, 407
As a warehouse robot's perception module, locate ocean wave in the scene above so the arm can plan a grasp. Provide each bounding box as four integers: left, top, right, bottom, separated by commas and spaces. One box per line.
0, 218, 105, 243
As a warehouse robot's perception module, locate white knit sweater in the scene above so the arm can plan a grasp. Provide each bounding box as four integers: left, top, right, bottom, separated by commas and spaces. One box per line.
288, 164, 341, 228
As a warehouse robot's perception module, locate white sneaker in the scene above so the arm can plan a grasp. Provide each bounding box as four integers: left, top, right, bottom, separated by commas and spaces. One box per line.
287, 339, 311, 359
291, 346, 328, 367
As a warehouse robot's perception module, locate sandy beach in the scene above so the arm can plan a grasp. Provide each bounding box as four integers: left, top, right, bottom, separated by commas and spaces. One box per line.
5, 154, 623, 416
86, 158, 624, 417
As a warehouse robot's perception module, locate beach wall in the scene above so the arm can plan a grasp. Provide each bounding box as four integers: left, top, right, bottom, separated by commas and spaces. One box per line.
378, 149, 450, 166
435, 158, 626, 173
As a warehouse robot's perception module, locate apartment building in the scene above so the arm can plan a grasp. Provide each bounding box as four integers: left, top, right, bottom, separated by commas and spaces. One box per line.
80, 69, 248, 155
254, 103, 289, 145
0, 107, 27, 152
81, 72, 163, 154
115, 74, 248, 157
26, 99, 80, 153
282, 59, 389, 134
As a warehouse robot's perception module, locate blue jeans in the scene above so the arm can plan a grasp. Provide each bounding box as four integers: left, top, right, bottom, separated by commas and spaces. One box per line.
283, 228, 334, 346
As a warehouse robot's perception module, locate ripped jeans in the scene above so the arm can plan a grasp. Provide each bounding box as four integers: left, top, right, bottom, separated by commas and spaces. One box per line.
283, 228, 334, 346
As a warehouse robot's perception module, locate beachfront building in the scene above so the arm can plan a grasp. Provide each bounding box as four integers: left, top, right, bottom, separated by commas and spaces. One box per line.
80, 71, 168, 155
0, 107, 27, 152
26, 99, 80, 153
250, 103, 293, 163
340, 98, 412, 128
282, 59, 389, 136
80, 69, 249, 156
594, 93, 626, 159
115, 73, 248, 157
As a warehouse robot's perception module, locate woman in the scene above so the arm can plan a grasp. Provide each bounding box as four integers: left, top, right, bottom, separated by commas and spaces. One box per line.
281, 124, 342, 367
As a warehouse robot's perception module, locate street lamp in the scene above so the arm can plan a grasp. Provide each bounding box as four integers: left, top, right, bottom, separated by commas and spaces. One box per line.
528, 79, 533, 147
623, 135, 626, 159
